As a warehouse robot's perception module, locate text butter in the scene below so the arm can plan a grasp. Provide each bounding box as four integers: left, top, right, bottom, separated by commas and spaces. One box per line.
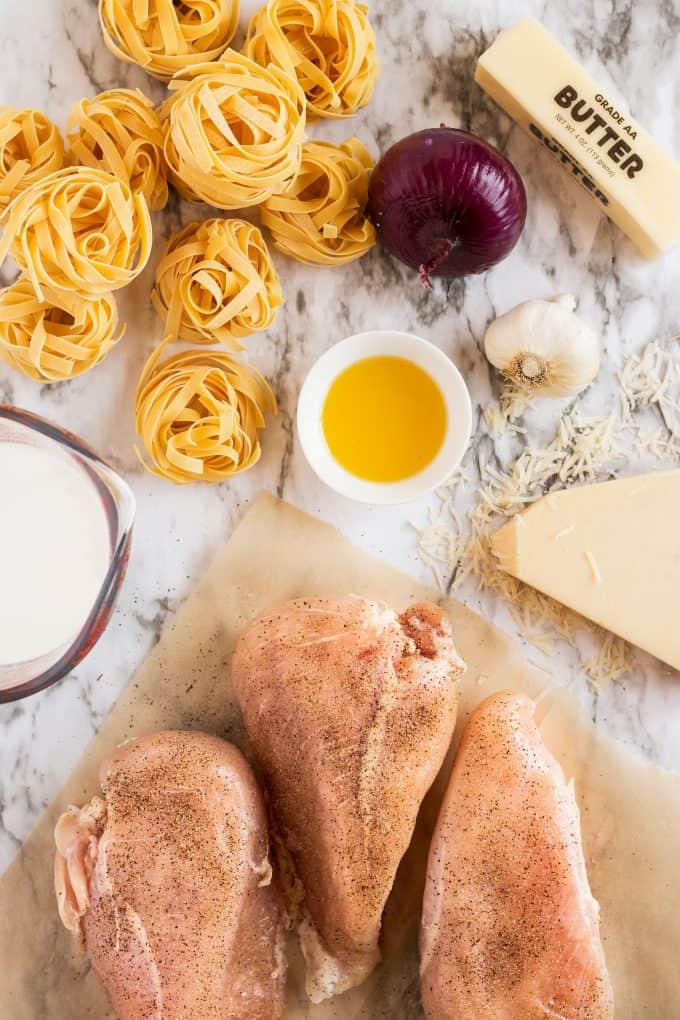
475, 18, 680, 258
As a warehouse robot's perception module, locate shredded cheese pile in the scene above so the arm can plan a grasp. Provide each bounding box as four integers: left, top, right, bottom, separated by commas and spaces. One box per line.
0, 277, 124, 383
618, 336, 680, 459
413, 338, 680, 686
161, 51, 306, 209
135, 345, 277, 484
67, 88, 168, 211
262, 138, 375, 266
98, 0, 239, 82
0, 166, 152, 299
0, 107, 65, 210
243, 0, 380, 119
152, 218, 283, 349
482, 382, 531, 435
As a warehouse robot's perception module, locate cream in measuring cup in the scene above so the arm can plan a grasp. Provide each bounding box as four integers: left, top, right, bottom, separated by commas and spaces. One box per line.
0, 440, 112, 665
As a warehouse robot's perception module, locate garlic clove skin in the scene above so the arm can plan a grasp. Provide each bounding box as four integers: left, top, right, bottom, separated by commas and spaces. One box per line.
484, 294, 600, 398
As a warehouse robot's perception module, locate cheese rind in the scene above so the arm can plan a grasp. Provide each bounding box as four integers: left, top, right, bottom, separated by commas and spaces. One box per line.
476, 18, 680, 259
491, 470, 680, 671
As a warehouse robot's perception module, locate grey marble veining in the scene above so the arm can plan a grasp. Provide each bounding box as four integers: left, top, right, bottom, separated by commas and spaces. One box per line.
1, 0, 680, 872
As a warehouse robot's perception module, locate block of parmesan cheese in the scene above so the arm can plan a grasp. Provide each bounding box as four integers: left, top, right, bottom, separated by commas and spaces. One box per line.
476, 18, 680, 259
491, 470, 680, 670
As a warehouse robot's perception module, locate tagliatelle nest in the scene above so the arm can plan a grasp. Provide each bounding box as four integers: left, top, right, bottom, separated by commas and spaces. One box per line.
161, 50, 306, 209
98, 0, 240, 82
152, 218, 283, 350
0, 275, 125, 383
0, 166, 153, 299
262, 138, 375, 266
0, 107, 65, 209
135, 346, 277, 484
67, 88, 168, 211
243, 0, 380, 119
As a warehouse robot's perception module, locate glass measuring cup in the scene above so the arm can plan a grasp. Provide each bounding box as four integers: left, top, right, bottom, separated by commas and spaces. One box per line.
0, 406, 135, 702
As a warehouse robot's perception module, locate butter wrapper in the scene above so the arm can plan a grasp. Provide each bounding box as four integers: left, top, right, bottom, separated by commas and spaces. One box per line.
476, 17, 680, 258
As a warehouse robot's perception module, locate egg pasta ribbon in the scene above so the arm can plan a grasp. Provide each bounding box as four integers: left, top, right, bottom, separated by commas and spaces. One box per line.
262, 138, 375, 265
0, 107, 65, 210
0, 276, 124, 383
68, 88, 168, 211
153, 218, 283, 350
161, 50, 306, 209
98, 0, 239, 82
0, 166, 153, 300
135, 345, 277, 484
243, 0, 380, 119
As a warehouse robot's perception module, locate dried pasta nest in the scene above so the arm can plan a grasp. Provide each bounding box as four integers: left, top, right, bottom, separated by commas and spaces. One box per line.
0, 107, 65, 210
243, 0, 380, 119
98, 0, 240, 82
262, 138, 375, 266
0, 275, 124, 383
0, 166, 153, 299
161, 50, 306, 209
67, 88, 169, 211
152, 218, 283, 350
135, 346, 277, 484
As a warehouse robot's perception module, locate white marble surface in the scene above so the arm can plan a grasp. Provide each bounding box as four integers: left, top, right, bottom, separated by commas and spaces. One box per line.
1, 0, 679, 873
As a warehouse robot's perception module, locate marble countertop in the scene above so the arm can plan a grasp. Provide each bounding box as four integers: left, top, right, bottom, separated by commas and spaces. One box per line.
1, 0, 679, 873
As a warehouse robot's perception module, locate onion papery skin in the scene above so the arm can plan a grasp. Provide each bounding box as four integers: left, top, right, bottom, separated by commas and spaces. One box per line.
367, 127, 527, 285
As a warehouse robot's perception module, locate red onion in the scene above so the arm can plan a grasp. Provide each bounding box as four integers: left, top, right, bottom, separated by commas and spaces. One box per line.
367, 127, 527, 288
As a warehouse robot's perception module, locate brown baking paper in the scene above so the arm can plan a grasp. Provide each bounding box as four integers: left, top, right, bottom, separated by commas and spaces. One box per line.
1, 493, 679, 1019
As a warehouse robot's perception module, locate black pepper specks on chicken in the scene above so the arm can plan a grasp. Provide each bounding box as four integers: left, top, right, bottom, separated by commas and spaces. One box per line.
54, 731, 286, 1020
232, 595, 466, 1004
420, 691, 614, 1020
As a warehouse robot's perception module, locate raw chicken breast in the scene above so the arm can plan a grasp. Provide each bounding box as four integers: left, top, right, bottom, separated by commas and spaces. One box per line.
54, 731, 286, 1020
420, 691, 614, 1020
232, 596, 465, 1002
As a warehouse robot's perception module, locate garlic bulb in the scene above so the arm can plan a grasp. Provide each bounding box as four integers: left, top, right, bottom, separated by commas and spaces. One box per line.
484, 294, 600, 397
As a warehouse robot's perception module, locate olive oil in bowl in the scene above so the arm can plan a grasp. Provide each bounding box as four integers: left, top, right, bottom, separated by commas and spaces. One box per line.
297, 330, 472, 505
322, 356, 447, 482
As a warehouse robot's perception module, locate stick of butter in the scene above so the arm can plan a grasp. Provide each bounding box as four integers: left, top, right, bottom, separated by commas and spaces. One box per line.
476, 18, 680, 259
491, 470, 680, 671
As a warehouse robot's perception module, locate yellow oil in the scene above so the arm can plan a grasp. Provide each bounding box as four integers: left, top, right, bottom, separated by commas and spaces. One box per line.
322, 355, 447, 483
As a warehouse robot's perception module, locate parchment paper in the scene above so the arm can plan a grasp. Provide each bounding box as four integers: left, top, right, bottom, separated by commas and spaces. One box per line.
1, 493, 678, 1019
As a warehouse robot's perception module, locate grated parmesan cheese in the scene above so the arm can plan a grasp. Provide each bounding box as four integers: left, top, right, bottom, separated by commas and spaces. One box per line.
483, 382, 532, 434
412, 336, 679, 687
618, 335, 680, 459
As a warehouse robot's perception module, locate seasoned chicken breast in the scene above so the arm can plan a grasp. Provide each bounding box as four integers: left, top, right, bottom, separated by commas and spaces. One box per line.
54, 731, 286, 1020
420, 691, 614, 1020
232, 596, 465, 1002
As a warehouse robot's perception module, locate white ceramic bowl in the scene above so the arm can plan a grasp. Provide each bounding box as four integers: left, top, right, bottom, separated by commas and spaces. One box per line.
297, 330, 472, 505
